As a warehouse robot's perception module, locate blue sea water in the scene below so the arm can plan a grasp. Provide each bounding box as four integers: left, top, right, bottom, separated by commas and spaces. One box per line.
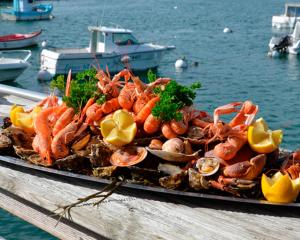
1, 0, 300, 238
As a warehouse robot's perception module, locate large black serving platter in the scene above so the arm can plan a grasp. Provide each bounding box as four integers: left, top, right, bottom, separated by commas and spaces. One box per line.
0, 154, 299, 208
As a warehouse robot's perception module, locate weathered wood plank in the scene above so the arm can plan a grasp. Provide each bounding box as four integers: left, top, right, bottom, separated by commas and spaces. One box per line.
0, 188, 104, 240
0, 163, 299, 240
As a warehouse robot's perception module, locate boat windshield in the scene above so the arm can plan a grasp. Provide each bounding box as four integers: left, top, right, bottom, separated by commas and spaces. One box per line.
113, 33, 139, 46
286, 6, 300, 17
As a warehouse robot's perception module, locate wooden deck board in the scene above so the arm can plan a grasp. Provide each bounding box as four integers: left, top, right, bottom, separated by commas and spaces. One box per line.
0, 163, 299, 240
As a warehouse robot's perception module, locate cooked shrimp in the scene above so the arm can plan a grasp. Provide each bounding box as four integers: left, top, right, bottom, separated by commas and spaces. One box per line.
52, 108, 75, 135
51, 120, 79, 159
144, 113, 161, 134
86, 103, 103, 123
170, 109, 190, 135
101, 98, 121, 114
135, 96, 160, 124
161, 122, 177, 139
33, 106, 60, 165
118, 83, 136, 110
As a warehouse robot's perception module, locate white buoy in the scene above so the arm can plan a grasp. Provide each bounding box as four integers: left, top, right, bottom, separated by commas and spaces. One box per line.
223, 27, 233, 33
41, 40, 47, 48
174, 6, 178, 9
121, 55, 131, 63
175, 58, 188, 69
37, 69, 52, 81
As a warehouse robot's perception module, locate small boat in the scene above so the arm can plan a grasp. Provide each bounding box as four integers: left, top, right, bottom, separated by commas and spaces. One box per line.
1, 0, 53, 21
272, 3, 300, 29
269, 21, 300, 55
0, 50, 31, 82
0, 30, 42, 50
39, 25, 175, 78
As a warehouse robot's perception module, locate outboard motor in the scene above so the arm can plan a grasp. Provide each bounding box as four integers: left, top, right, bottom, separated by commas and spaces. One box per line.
272, 35, 292, 53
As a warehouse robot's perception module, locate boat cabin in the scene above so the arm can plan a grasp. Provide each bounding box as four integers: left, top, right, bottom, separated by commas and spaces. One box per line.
284, 3, 300, 17
88, 26, 140, 53
13, 0, 34, 12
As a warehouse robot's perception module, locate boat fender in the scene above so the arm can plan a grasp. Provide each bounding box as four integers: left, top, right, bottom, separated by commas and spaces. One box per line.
121, 55, 131, 63
223, 27, 233, 33
175, 58, 188, 69
41, 40, 48, 48
37, 69, 52, 81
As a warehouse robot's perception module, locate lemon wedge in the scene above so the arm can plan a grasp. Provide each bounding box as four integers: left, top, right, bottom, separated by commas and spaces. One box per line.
9, 105, 42, 133
261, 172, 300, 203
248, 118, 283, 153
10, 105, 25, 127
100, 109, 137, 146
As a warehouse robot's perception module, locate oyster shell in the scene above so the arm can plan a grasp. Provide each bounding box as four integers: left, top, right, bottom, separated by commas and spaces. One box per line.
158, 163, 182, 176
146, 147, 201, 162
188, 168, 210, 190
55, 154, 89, 171
110, 146, 147, 167
89, 141, 114, 167
28, 154, 52, 167
92, 166, 118, 178
159, 171, 187, 189
13, 146, 36, 160
0, 130, 12, 150
2, 127, 33, 149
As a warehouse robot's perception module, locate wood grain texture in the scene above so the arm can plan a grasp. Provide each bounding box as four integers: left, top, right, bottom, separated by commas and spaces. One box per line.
0, 188, 103, 240
0, 163, 299, 240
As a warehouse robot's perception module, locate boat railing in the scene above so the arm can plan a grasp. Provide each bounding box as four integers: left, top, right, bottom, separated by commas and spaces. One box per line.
0, 50, 31, 62
0, 84, 47, 102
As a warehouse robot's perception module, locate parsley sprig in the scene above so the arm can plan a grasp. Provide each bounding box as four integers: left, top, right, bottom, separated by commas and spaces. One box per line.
50, 69, 104, 112
151, 80, 201, 121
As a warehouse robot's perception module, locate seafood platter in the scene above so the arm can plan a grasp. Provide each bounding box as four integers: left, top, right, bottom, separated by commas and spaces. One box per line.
0, 68, 300, 206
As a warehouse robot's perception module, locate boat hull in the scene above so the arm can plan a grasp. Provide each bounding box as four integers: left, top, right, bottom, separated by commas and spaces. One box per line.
0, 32, 41, 50
0, 66, 28, 82
41, 49, 172, 76
272, 16, 299, 29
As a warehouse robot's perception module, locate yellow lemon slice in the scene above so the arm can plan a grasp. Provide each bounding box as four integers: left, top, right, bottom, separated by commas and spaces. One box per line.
10, 105, 25, 127
9, 105, 42, 133
248, 118, 283, 153
100, 110, 137, 146
261, 172, 300, 203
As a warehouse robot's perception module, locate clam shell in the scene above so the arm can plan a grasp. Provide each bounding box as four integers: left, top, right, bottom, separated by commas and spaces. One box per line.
146, 147, 201, 162
110, 146, 147, 167
196, 157, 220, 176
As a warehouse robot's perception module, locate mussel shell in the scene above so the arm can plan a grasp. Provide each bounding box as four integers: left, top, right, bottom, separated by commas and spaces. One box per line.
146, 147, 201, 162
110, 146, 147, 167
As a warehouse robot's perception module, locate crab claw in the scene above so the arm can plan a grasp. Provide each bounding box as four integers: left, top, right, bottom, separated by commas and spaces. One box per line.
223, 154, 266, 180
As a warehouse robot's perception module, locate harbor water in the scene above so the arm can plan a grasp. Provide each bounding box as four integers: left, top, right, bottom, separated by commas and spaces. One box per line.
1, 0, 300, 238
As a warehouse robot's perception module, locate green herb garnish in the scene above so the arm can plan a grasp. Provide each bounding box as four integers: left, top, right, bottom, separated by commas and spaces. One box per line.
50, 69, 104, 112
147, 69, 157, 83
152, 80, 201, 121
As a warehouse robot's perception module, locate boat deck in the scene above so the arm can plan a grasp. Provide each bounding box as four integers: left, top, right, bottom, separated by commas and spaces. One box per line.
50, 48, 90, 54
0, 87, 300, 240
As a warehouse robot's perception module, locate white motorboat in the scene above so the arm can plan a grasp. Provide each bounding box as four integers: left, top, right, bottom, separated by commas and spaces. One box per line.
272, 3, 300, 29
269, 22, 300, 56
0, 50, 31, 82
39, 26, 175, 78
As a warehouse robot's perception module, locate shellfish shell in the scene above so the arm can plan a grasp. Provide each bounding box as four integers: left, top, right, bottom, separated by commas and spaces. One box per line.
196, 157, 220, 176
110, 146, 147, 167
146, 147, 201, 162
